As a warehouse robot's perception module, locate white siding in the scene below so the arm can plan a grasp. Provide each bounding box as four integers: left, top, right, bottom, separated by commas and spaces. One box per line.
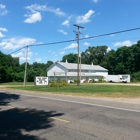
47, 62, 108, 82
48, 64, 67, 76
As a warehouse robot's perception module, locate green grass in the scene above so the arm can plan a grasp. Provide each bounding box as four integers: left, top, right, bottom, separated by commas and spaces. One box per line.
0, 82, 34, 85
4, 84, 140, 98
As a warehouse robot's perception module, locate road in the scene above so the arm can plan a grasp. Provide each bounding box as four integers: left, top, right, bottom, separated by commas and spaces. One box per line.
0, 90, 140, 140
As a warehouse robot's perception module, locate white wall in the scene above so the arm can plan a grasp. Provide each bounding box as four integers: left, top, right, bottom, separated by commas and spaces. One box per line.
47, 63, 108, 82
47, 64, 67, 76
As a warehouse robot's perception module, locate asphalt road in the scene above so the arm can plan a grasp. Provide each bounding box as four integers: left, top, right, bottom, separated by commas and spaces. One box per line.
0, 90, 140, 140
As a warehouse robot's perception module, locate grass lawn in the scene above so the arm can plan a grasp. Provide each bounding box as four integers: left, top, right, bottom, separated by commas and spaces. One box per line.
0, 82, 34, 85
5, 84, 140, 98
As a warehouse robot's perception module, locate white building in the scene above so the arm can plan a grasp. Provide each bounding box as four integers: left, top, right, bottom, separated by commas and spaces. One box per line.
47, 61, 108, 83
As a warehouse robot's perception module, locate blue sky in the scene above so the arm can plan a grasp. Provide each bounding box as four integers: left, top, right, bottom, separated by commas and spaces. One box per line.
0, 0, 140, 64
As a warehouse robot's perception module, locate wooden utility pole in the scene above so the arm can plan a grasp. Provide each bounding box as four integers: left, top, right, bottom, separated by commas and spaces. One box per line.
73, 24, 84, 86
23, 45, 28, 87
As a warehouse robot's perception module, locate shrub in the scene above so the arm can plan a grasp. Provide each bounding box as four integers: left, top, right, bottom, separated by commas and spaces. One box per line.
50, 80, 69, 87
83, 80, 88, 83
131, 71, 140, 82
92, 79, 96, 83
89, 80, 93, 83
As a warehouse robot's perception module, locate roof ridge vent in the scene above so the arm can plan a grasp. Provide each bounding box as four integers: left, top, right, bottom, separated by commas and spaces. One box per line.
66, 59, 68, 63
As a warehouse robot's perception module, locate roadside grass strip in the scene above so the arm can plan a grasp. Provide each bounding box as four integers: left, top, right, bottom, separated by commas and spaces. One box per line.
5, 84, 140, 98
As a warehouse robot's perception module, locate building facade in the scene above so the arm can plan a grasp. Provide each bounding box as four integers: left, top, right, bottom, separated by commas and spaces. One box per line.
47, 61, 108, 83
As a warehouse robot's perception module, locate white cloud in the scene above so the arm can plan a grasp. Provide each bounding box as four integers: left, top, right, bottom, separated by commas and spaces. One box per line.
26, 4, 47, 12
57, 29, 67, 35
12, 52, 23, 57
0, 32, 5, 38
93, 0, 99, 3
62, 16, 73, 27
85, 34, 89, 38
0, 4, 8, 16
11, 49, 33, 62
76, 10, 95, 24
60, 51, 65, 55
64, 43, 77, 50
107, 47, 111, 52
0, 37, 36, 50
0, 28, 8, 38
27, 4, 65, 16
110, 34, 115, 37
114, 40, 134, 47
83, 42, 90, 46
0, 4, 5, 9
0, 27, 8, 32
24, 12, 41, 23
24, 4, 65, 23
62, 20, 69, 26
35, 58, 42, 62
47, 8, 65, 16
20, 56, 31, 61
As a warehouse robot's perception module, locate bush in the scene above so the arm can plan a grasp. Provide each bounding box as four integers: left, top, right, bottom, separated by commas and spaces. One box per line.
83, 80, 88, 83
99, 76, 103, 82
50, 83, 60, 87
131, 71, 140, 82
74, 79, 77, 83
50, 80, 69, 87
89, 80, 93, 83
92, 79, 96, 83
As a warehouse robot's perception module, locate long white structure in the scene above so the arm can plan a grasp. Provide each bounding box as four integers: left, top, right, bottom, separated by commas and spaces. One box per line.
107, 75, 130, 83
47, 61, 108, 83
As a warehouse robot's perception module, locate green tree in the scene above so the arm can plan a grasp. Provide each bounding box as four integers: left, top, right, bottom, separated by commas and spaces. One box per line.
61, 53, 77, 63
0, 52, 18, 82
46, 61, 53, 69
106, 50, 116, 74
131, 41, 140, 72
81, 46, 108, 66
15, 72, 24, 82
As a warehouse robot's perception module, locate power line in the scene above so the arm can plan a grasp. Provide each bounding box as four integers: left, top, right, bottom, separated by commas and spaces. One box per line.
79, 27, 140, 41
80, 37, 140, 43
9, 27, 140, 55
9, 46, 27, 55
8, 39, 76, 55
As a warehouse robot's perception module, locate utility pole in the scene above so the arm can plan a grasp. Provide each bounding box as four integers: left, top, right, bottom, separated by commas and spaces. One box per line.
73, 24, 84, 86
23, 45, 28, 87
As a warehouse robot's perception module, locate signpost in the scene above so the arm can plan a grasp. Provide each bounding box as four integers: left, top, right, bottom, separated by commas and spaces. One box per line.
35, 77, 48, 86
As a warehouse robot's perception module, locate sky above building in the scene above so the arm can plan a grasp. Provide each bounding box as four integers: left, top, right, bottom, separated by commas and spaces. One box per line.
0, 0, 140, 64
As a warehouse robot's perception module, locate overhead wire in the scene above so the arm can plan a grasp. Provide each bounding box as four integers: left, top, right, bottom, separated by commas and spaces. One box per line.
80, 37, 140, 43
8, 27, 140, 55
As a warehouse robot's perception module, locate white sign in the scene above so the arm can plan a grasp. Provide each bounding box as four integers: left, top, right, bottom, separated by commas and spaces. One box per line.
35, 77, 48, 85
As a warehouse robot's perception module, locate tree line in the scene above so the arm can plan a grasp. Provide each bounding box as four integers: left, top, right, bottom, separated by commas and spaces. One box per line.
0, 52, 53, 83
0, 40, 140, 83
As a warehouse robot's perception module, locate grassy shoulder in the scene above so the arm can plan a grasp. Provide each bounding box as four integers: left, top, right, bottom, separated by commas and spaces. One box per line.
3, 83, 140, 98
0, 82, 34, 85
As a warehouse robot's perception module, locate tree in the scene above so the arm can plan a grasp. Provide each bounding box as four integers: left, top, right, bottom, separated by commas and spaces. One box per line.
106, 50, 116, 74
46, 61, 53, 69
81, 46, 108, 66
131, 41, 140, 72
14, 72, 24, 82
0, 52, 19, 82
61, 53, 77, 63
